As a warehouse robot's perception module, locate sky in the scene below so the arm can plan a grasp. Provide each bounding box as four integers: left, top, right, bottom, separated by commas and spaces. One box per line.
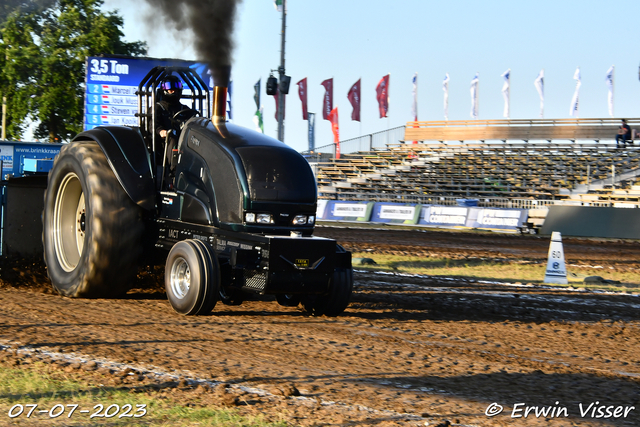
102, 0, 640, 153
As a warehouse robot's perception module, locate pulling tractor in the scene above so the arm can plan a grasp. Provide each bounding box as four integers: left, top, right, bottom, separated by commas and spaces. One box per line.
41, 66, 353, 315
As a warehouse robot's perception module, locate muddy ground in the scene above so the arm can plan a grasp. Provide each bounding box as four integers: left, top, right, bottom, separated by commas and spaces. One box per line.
1, 226, 640, 426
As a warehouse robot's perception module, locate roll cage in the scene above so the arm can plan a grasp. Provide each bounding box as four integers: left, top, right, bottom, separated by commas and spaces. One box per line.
135, 66, 211, 178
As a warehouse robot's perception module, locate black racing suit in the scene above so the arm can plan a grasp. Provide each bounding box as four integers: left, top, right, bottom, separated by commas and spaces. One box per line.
154, 99, 189, 183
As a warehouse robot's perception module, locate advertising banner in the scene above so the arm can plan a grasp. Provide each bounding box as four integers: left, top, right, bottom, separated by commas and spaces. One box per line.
316, 199, 329, 220
84, 56, 214, 131
418, 205, 468, 227
466, 208, 527, 231
0, 142, 62, 178
370, 203, 421, 224
0, 144, 14, 174
323, 201, 374, 222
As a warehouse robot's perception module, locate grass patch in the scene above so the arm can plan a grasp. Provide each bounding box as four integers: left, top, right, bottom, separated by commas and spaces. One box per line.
0, 362, 286, 426
353, 252, 640, 293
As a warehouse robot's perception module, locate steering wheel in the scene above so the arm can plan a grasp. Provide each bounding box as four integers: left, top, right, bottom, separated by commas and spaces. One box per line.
171, 109, 200, 130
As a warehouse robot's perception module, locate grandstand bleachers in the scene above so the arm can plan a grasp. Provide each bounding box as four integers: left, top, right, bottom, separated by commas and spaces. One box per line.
313, 132, 640, 209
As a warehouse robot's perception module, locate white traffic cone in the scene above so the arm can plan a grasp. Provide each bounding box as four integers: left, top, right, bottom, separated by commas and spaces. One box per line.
544, 231, 568, 284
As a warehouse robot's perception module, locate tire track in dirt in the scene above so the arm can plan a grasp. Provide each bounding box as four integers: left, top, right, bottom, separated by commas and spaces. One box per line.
2, 268, 640, 426
2, 227, 640, 425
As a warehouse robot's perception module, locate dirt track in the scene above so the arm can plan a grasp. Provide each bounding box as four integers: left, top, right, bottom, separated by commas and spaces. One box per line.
1, 226, 640, 426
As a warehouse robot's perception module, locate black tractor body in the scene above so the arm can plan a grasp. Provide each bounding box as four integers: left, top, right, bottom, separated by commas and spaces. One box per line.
42, 65, 352, 316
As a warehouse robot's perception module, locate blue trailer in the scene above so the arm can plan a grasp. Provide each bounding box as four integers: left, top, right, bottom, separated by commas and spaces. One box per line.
0, 141, 63, 256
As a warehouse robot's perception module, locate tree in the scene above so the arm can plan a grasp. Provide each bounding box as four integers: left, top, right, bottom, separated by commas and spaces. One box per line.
0, 0, 56, 26
0, 0, 147, 141
0, 11, 42, 139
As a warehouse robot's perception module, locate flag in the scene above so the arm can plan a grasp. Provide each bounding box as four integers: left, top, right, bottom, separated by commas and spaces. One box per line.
501, 69, 510, 118
376, 74, 390, 118
534, 70, 544, 119
570, 67, 581, 117
443, 73, 450, 120
327, 107, 340, 159
253, 106, 264, 133
605, 65, 614, 118
470, 73, 479, 119
297, 77, 308, 120
321, 78, 333, 120
411, 73, 418, 144
308, 112, 315, 151
347, 79, 361, 121
274, 0, 284, 12
254, 79, 261, 110
411, 72, 418, 121
226, 80, 233, 121
273, 87, 285, 120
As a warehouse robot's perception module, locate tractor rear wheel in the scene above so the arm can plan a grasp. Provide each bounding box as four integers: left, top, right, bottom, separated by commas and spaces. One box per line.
43, 141, 144, 297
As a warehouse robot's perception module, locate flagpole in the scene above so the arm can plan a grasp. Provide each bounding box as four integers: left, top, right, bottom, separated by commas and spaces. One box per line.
359, 76, 362, 140
541, 69, 544, 119
277, 1, 286, 142
387, 72, 390, 146
577, 66, 580, 119
612, 66, 615, 118
507, 72, 510, 119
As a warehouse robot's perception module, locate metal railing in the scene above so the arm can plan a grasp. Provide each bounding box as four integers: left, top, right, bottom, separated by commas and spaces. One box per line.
407, 118, 640, 128
305, 126, 406, 160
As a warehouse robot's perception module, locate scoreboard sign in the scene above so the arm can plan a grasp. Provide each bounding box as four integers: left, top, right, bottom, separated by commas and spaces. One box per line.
84, 56, 214, 131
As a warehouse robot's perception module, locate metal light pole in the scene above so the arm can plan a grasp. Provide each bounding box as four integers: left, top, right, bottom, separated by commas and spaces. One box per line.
1, 96, 6, 140
276, 5, 286, 142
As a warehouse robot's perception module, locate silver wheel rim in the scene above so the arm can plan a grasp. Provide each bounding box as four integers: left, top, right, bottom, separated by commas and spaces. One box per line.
53, 172, 85, 272
170, 257, 191, 299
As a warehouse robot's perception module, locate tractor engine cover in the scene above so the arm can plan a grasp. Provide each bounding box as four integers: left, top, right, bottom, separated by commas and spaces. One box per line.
174, 119, 318, 235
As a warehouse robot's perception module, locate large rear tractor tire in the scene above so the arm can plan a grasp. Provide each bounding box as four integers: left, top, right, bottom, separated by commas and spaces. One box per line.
165, 239, 219, 315
43, 141, 144, 297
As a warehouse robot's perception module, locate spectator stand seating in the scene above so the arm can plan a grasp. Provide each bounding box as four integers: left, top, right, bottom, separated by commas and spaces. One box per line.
314, 118, 640, 207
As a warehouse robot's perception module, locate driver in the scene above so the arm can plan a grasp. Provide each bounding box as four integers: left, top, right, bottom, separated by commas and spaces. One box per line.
155, 75, 190, 184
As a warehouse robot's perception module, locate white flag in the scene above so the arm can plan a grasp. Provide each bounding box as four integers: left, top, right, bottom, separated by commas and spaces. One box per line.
501, 69, 510, 118
411, 72, 418, 121
470, 73, 479, 119
274, 0, 284, 12
534, 69, 544, 119
443, 73, 450, 120
570, 67, 581, 117
605, 65, 614, 118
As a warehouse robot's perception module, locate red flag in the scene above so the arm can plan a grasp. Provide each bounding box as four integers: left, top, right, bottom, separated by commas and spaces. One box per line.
321, 78, 333, 120
327, 107, 340, 159
272, 87, 285, 120
296, 77, 308, 120
375, 74, 390, 118
347, 79, 361, 122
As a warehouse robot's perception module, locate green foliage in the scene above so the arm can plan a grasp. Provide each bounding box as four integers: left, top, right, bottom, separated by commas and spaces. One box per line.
0, 0, 147, 141
0, 0, 56, 27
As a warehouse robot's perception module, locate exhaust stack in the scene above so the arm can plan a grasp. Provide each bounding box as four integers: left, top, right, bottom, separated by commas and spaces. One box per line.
212, 86, 227, 126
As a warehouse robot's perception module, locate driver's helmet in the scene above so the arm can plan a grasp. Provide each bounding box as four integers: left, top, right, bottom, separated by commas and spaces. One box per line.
161, 75, 183, 102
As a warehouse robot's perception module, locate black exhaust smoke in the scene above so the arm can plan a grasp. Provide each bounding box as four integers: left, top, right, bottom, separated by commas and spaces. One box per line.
149, 0, 242, 89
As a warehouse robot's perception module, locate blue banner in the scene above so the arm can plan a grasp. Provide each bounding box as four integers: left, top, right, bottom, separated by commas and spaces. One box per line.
418, 205, 468, 227
0, 141, 63, 178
